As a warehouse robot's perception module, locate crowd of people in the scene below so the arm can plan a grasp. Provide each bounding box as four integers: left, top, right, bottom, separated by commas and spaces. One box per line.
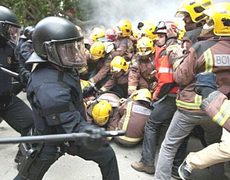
0, 0, 229, 180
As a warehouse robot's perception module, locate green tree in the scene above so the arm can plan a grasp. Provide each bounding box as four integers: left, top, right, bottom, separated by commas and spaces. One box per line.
1, 0, 95, 29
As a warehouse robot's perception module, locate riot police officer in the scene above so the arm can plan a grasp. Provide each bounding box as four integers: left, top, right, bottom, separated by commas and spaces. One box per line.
0, 5, 34, 164
0, 6, 33, 138
15, 26, 34, 71
14, 16, 119, 180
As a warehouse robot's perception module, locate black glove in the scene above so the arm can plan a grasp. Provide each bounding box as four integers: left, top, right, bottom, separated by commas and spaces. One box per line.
150, 100, 157, 109
82, 86, 95, 98
195, 72, 217, 98
80, 125, 108, 150
18, 66, 30, 86
137, 22, 144, 30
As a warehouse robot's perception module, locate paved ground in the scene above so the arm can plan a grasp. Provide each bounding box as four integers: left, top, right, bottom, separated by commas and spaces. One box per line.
0, 93, 224, 180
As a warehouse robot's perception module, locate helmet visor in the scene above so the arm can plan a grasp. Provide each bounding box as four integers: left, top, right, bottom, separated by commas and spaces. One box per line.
2, 22, 20, 44
46, 38, 87, 68
91, 54, 102, 61
111, 66, 121, 73
138, 47, 152, 56
175, 10, 187, 18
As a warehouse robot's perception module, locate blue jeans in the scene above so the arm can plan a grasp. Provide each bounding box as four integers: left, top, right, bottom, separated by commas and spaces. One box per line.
154, 110, 222, 180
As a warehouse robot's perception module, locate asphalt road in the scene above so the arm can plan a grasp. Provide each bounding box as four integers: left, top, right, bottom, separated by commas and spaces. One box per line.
0, 93, 224, 180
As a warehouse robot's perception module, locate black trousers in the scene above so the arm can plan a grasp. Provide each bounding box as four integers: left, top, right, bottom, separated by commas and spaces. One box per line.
15, 143, 119, 180
0, 95, 33, 135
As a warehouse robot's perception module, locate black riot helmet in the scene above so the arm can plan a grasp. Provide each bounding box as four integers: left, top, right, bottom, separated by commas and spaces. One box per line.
0, 6, 21, 43
23, 26, 34, 40
32, 16, 87, 68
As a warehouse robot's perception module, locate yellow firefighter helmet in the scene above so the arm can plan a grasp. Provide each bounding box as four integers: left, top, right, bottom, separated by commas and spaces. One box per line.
90, 27, 106, 42
92, 100, 112, 126
203, 2, 230, 36
90, 41, 106, 61
137, 37, 155, 56
141, 21, 158, 40
110, 56, 129, 72
132, 88, 152, 103
116, 19, 132, 37
175, 0, 213, 23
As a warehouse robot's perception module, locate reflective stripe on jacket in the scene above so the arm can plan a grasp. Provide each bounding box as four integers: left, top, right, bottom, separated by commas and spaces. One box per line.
174, 37, 230, 112
115, 100, 151, 145
201, 91, 230, 132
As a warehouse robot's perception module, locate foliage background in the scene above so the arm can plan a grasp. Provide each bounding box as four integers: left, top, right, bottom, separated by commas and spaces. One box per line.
1, 0, 95, 29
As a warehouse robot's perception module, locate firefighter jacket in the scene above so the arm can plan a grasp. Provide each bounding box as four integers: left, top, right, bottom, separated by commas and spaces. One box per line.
152, 46, 178, 101
88, 53, 113, 85
114, 100, 152, 146
86, 92, 121, 131
128, 53, 156, 93
101, 71, 128, 97
173, 37, 230, 113
112, 37, 134, 61
201, 91, 230, 132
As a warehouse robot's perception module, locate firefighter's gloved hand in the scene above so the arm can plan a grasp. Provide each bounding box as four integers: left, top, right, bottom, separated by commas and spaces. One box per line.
167, 44, 186, 70
167, 27, 178, 39
150, 100, 158, 109
137, 22, 144, 30
195, 72, 218, 98
81, 125, 108, 150
82, 86, 95, 98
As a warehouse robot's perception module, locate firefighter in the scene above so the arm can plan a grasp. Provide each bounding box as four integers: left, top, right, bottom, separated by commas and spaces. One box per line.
105, 28, 117, 42
81, 41, 114, 96
194, 73, 230, 132
175, 0, 213, 50
89, 27, 106, 43
87, 100, 113, 126
100, 56, 129, 98
154, 3, 230, 180
14, 16, 119, 180
140, 21, 158, 41
112, 19, 134, 61
131, 21, 186, 177
179, 72, 230, 180
128, 36, 156, 95
86, 94, 121, 132
114, 89, 152, 147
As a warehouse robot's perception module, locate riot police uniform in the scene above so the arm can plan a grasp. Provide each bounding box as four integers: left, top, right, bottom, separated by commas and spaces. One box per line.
0, 6, 33, 136
15, 26, 34, 71
14, 16, 119, 180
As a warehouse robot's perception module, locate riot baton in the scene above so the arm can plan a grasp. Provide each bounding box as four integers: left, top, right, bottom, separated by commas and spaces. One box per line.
0, 130, 126, 144
0, 66, 19, 78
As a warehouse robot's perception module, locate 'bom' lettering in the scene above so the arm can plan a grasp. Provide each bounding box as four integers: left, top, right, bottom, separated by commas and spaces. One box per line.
214, 54, 230, 66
